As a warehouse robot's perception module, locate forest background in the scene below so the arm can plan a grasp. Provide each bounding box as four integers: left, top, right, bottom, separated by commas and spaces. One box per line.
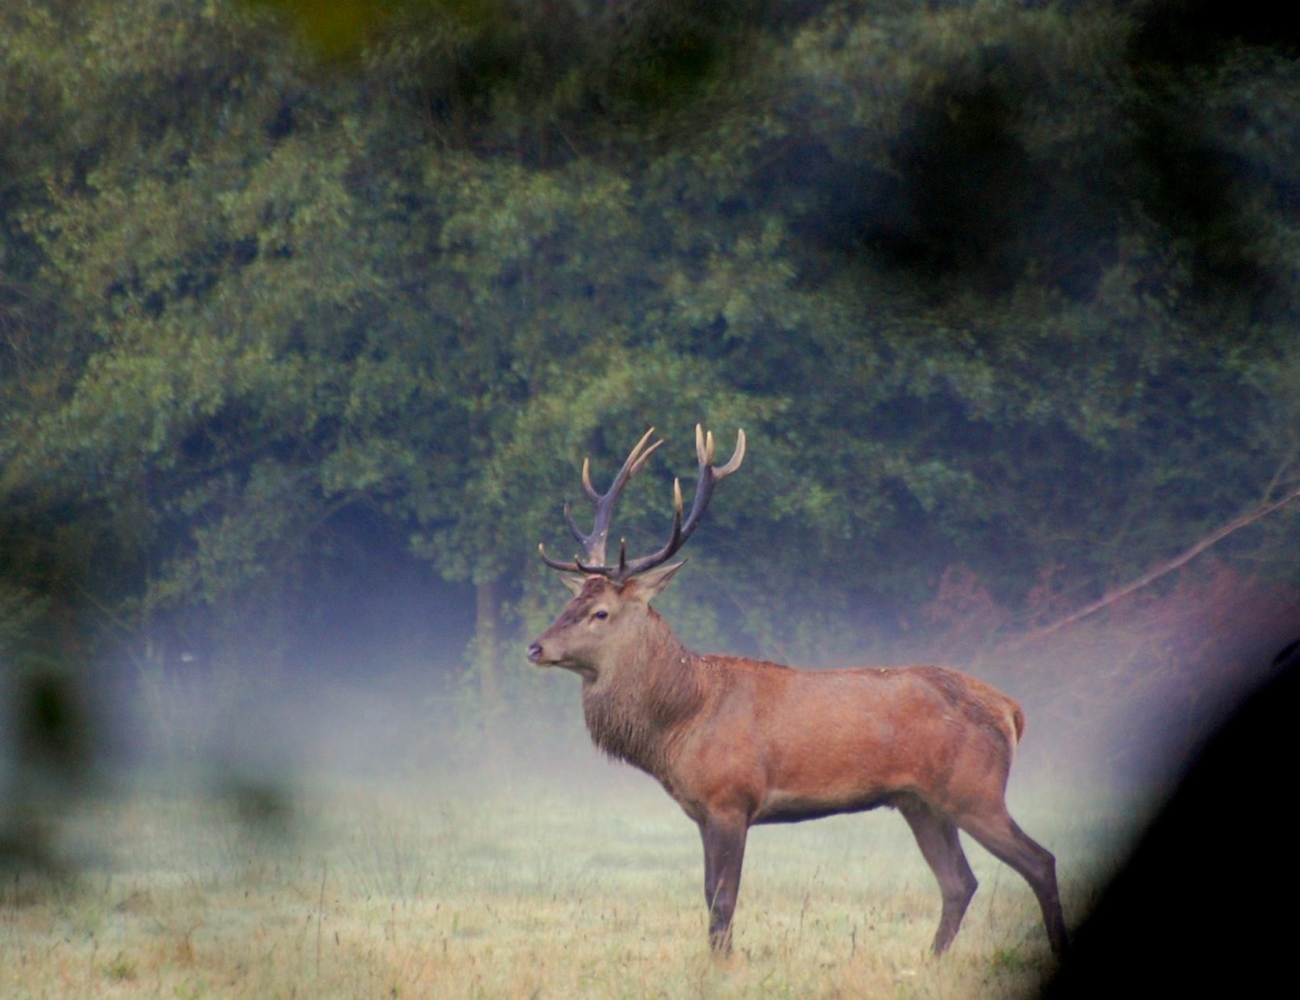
2, 0, 1299, 803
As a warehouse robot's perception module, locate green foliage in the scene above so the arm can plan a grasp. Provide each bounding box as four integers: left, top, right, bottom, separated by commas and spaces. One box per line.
1, 0, 1298, 694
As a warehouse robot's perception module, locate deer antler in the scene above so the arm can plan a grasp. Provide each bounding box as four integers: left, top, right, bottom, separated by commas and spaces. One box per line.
539, 425, 746, 583
538, 428, 663, 575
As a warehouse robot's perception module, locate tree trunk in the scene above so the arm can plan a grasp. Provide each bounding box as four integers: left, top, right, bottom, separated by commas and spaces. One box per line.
473, 577, 508, 766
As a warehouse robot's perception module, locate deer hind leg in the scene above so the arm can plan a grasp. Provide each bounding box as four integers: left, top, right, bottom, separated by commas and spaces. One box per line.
956, 805, 1068, 957
699, 811, 749, 955
899, 798, 979, 954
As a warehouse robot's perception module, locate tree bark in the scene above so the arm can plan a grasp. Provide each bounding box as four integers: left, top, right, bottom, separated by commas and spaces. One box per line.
474, 577, 507, 764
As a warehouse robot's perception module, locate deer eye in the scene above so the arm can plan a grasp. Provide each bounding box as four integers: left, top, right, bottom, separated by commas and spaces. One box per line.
593, 610, 609, 620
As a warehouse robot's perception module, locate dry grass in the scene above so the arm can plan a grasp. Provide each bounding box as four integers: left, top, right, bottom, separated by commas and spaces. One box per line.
1, 771, 1114, 999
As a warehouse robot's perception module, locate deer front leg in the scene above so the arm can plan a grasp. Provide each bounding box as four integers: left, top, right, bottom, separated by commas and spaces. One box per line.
700, 811, 748, 954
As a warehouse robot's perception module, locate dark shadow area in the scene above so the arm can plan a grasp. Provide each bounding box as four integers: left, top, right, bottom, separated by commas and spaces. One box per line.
880, 81, 1043, 292
0, 665, 95, 873
776, 44, 1122, 300
1124, 0, 1299, 307
409, 0, 825, 163
1130, 0, 1300, 65
775, 1, 1300, 308
1040, 637, 1300, 996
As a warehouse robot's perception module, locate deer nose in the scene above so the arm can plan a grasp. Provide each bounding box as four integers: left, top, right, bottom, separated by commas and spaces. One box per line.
527, 642, 544, 663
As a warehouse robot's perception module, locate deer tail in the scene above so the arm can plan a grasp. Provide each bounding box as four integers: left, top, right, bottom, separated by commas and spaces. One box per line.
1010, 701, 1026, 743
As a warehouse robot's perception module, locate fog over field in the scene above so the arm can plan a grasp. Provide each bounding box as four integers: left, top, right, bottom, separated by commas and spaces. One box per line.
3, 0, 1300, 996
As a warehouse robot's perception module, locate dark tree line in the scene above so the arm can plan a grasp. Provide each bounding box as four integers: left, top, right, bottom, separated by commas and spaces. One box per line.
2, 2, 1297, 758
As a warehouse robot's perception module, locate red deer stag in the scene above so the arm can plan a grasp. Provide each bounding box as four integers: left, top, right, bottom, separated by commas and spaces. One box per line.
527, 426, 1067, 957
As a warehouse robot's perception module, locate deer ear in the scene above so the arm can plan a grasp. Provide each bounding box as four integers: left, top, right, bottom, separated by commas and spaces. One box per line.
559, 575, 585, 596
627, 561, 685, 602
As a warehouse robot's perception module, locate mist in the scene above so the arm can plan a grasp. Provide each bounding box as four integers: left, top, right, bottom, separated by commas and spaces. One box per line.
3, 0, 1299, 995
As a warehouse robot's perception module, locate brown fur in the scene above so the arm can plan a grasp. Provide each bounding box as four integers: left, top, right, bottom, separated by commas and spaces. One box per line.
582, 610, 704, 775
527, 576, 1067, 957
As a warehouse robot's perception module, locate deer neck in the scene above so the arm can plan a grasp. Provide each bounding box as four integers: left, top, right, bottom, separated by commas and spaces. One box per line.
581, 608, 703, 776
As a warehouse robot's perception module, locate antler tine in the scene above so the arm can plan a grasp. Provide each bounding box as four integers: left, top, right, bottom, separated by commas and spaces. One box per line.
553, 427, 662, 571
620, 422, 742, 579
540, 425, 745, 584
620, 429, 664, 483
580, 441, 662, 502
574, 536, 632, 577
538, 542, 584, 575
715, 428, 746, 478
679, 426, 745, 541
562, 501, 586, 548
618, 478, 685, 580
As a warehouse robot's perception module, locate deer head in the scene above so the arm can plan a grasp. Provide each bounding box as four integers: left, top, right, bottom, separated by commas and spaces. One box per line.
526, 425, 745, 679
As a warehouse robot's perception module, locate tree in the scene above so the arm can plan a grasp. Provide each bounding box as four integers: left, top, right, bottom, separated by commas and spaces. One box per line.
2, 0, 1298, 769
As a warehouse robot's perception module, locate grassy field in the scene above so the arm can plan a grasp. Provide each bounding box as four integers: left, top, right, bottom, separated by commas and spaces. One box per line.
1, 767, 1119, 1000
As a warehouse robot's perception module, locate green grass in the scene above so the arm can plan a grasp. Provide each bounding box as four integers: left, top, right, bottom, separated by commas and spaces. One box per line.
0, 771, 1116, 999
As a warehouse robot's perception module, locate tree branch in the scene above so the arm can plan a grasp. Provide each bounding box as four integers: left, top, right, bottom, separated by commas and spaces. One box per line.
1006, 481, 1300, 651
